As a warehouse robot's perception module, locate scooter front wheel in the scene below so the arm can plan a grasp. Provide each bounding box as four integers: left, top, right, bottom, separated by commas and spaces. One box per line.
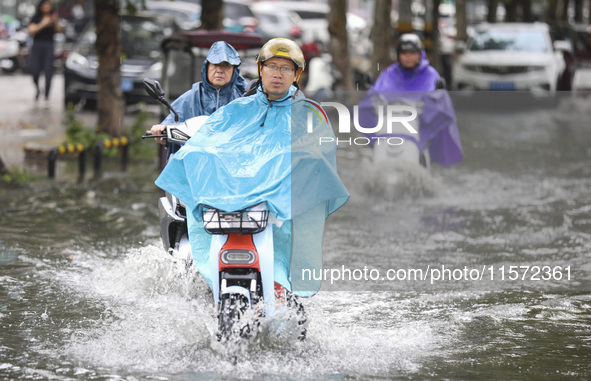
217, 293, 252, 342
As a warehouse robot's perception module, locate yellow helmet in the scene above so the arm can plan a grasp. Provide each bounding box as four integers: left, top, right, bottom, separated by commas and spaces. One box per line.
257, 38, 305, 81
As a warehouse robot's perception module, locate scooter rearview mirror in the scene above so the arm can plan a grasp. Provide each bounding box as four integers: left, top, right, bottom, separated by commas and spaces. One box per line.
143, 78, 180, 122
143, 78, 165, 100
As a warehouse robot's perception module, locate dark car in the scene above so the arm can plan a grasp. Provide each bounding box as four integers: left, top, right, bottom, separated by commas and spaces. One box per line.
64, 13, 177, 107
573, 23, 591, 62
548, 22, 580, 91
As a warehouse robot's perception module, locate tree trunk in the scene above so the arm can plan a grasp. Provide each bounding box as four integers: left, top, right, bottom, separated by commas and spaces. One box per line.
546, 0, 559, 22
560, 0, 569, 21
201, 0, 223, 30
456, 0, 468, 42
430, 0, 442, 74
505, 0, 518, 22
398, 0, 413, 33
522, 0, 533, 22
574, 0, 583, 22
328, 0, 354, 91
487, 0, 499, 22
95, 0, 124, 137
370, 0, 392, 80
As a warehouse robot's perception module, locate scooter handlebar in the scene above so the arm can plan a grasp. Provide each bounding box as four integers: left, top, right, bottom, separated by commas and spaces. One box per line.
141, 131, 167, 140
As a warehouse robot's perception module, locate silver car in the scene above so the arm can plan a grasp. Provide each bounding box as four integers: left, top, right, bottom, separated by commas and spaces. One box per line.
453, 23, 566, 95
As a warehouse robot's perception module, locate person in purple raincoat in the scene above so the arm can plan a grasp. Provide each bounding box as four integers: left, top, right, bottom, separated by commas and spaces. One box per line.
375, 33, 441, 91
359, 33, 463, 167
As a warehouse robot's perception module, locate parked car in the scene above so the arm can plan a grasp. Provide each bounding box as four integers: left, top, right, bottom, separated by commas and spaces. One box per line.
144, 1, 201, 31
222, 0, 258, 33
0, 16, 21, 73
251, 3, 302, 41
0, 37, 19, 73
64, 13, 177, 107
453, 22, 567, 95
143, 0, 257, 33
252, 1, 329, 44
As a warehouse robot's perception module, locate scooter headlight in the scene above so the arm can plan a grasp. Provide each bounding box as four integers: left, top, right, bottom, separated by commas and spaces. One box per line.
170, 129, 190, 141
221, 249, 255, 265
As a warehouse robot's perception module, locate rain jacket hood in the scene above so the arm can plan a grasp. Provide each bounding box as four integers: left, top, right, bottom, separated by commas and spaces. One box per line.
161, 41, 247, 124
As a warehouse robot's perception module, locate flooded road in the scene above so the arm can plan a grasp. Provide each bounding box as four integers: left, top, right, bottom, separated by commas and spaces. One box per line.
1, 93, 591, 379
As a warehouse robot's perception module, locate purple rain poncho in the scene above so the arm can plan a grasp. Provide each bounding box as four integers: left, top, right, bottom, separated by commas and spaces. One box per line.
358, 52, 463, 167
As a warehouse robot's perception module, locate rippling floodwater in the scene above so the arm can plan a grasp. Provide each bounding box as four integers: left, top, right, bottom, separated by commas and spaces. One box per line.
1, 94, 590, 379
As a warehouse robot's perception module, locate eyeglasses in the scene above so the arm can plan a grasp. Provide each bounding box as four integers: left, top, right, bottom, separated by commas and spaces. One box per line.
263, 63, 296, 74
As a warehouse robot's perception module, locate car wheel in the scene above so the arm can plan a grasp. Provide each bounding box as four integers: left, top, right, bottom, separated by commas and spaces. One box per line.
1, 57, 19, 74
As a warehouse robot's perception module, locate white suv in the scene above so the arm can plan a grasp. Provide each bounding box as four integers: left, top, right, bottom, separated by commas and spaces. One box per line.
453, 23, 566, 95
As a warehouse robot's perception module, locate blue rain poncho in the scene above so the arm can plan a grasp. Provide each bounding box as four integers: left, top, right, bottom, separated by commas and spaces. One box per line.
155, 86, 350, 295
161, 41, 247, 125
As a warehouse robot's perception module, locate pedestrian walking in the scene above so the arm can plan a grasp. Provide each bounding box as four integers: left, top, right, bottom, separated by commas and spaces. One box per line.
27, 0, 63, 103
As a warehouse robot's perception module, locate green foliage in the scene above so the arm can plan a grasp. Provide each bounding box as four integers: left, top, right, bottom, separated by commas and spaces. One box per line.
63, 103, 110, 151
62, 102, 158, 161
0, 166, 40, 186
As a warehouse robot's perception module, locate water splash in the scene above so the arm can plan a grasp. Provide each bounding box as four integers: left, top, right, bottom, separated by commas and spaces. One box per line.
354, 156, 444, 202
48, 245, 462, 379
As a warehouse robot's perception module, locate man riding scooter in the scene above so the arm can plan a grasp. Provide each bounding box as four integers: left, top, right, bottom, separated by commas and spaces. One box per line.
152, 38, 349, 333
358, 33, 463, 168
